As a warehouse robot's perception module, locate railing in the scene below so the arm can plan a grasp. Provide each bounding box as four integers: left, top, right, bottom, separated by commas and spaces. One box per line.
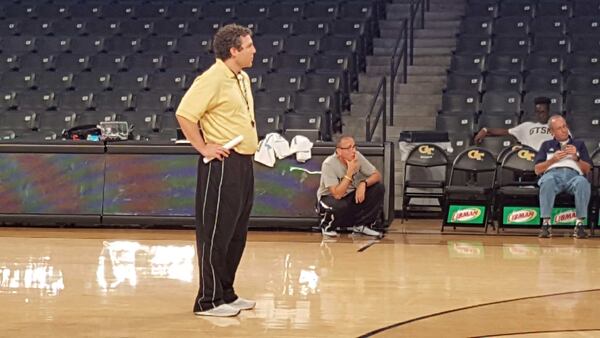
389, 0, 428, 126
409, 0, 426, 65
365, 76, 386, 142
389, 18, 408, 127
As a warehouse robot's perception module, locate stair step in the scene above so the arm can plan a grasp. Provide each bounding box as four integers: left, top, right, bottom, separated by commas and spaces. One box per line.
374, 38, 400, 49
358, 74, 390, 92
379, 20, 409, 30
380, 29, 409, 39
413, 47, 455, 56
366, 55, 392, 67
386, 4, 411, 20
414, 29, 458, 39
365, 65, 394, 75
407, 74, 447, 83
387, 118, 437, 131
412, 55, 452, 67
394, 94, 441, 105
413, 38, 456, 48
424, 20, 461, 29
425, 11, 463, 20
429, 4, 466, 11
393, 104, 440, 116
408, 65, 447, 76
396, 82, 445, 94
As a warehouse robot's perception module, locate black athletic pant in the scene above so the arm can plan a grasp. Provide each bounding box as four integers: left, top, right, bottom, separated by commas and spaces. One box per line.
318, 182, 385, 230
194, 152, 254, 312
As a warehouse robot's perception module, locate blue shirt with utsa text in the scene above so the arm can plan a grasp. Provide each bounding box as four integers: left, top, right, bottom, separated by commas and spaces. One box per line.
534, 137, 592, 175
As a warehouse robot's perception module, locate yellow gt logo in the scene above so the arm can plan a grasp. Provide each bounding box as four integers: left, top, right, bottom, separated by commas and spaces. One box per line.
517, 149, 535, 161
468, 150, 485, 161
418, 145, 434, 156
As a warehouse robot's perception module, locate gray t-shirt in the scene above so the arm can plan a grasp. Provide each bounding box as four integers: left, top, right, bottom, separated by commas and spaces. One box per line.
317, 151, 377, 200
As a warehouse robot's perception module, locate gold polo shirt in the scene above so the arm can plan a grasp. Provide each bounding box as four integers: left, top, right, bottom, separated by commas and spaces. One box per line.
175, 58, 258, 155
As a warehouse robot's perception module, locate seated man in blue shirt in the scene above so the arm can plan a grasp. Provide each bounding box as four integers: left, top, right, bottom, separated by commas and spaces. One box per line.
534, 115, 592, 239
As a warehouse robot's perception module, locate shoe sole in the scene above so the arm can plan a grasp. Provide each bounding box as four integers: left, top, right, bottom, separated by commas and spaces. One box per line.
194, 309, 240, 317
354, 232, 382, 237
230, 305, 255, 311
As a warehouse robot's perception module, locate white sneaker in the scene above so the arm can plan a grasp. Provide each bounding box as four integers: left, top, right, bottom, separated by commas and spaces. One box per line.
321, 227, 339, 237
228, 297, 256, 310
194, 304, 240, 317
352, 225, 382, 237
199, 316, 241, 328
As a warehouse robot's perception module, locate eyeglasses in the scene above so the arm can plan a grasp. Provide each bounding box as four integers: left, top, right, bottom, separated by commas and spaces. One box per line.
337, 145, 357, 150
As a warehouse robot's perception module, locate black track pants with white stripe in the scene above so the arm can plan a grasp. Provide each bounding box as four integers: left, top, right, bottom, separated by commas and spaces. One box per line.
193, 152, 254, 312
319, 182, 385, 228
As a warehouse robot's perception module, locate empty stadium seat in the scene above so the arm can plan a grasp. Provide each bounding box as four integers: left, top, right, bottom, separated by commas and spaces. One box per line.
449, 54, 486, 75
459, 17, 493, 37
72, 70, 109, 96
255, 113, 281, 139
565, 74, 600, 94
481, 91, 521, 115
283, 113, 321, 142
493, 16, 530, 37
566, 94, 600, 114
523, 71, 564, 93
445, 73, 483, 94
485, 53, 525, 74
441, 92, 480, 114
436, 113, 476, 135
525, 53, 563, 73
485, 73, 523, 93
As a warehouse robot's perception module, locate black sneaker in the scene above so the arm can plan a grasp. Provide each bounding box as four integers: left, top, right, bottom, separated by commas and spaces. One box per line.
539, 225, 552, 238
574, 225, 588, 239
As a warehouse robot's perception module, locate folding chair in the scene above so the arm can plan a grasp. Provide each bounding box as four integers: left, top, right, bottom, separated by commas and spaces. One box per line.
441, 147, 497, 232
494, 147, 540, 232
402, 144, 449, 222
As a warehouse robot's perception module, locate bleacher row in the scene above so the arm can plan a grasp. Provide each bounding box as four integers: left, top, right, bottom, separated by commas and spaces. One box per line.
438, 0, 600, 157
0, 0, 382, 143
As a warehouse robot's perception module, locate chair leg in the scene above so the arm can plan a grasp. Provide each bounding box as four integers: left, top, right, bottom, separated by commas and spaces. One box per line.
440, 198, 449, 232
402, 195, 409, 224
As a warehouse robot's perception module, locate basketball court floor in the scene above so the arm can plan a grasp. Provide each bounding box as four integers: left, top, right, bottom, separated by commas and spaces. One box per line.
2, 219, 600, 337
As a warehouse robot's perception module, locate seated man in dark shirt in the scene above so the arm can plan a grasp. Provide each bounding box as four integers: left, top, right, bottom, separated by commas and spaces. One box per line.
534, 116, 592, 239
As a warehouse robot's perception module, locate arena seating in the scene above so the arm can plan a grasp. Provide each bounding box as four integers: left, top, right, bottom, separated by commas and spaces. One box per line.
0, 0, 383, 143
439, 0, 600, 156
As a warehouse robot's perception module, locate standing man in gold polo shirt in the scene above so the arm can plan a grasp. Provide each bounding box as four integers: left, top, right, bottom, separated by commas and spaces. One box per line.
176, 24, 258, 317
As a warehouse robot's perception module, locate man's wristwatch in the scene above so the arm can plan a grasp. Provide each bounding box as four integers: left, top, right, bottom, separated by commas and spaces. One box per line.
481, 127, 488, 134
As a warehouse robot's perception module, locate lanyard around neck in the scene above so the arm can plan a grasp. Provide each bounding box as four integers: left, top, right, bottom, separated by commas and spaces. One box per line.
235, 74, 250, 112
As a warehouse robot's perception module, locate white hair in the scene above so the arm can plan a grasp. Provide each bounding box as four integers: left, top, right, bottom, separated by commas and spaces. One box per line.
547, 115, 565, 130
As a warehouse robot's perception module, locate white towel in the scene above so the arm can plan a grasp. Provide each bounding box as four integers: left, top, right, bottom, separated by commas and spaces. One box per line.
253, 138, 276, 167
289, 135, 314, 163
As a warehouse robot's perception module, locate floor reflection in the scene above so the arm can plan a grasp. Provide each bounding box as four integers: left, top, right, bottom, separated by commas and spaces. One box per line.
0, 258, 64, 296
96, 240, 195, 291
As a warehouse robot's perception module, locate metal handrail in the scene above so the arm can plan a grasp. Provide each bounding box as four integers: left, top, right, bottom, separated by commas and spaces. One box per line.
389, 19, 408, 127
388, 0, 428, 126
365, 76, 387, 142
409, 0, 426, 65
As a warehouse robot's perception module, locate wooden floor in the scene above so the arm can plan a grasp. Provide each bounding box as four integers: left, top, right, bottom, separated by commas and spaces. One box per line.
3, 220, 600, 337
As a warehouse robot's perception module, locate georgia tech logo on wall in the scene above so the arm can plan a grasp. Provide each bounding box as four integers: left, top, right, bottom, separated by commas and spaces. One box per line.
418, 145, 434, 158
468, 150, 485, 161
517, 149, 535, 161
